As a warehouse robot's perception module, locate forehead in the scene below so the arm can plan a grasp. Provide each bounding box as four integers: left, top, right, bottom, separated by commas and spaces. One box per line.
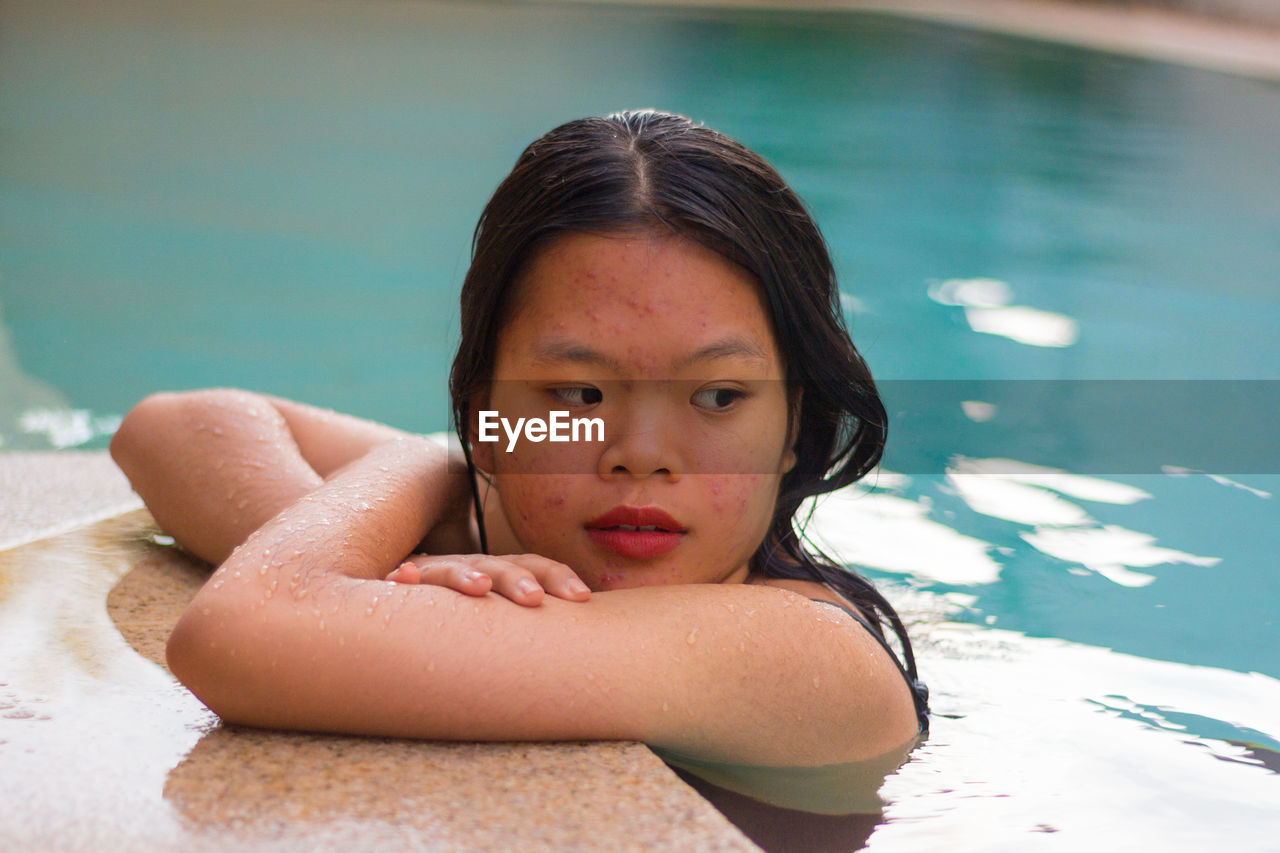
500, 231, 779, 373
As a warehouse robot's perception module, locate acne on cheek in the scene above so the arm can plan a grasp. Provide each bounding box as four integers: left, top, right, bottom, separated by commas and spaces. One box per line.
710, 493, 727, 516
502, 478, 575, 530
706, 477, 759, 517
711, 479, 747, 512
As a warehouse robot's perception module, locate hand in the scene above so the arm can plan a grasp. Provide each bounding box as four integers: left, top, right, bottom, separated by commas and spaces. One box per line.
385, 553, 591, 606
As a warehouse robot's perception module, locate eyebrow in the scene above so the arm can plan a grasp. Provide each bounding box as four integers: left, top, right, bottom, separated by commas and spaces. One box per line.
530, 337, 770, 372
673, 337, 770, 371
530, 341, 624, 371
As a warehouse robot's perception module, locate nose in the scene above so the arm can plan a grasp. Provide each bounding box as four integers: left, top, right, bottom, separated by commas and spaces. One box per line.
596, 402, 682, 482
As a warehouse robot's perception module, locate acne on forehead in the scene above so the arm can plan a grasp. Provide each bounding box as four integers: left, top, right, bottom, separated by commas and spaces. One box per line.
539, 230, 745, 282
511, 232, 778, 342
624, 344, 661, 375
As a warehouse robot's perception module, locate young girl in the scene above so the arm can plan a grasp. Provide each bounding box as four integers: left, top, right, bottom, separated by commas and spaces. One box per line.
111, 111, 928, 803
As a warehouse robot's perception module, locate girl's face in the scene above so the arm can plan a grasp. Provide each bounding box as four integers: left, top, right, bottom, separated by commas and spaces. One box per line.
471, 230, 796, 590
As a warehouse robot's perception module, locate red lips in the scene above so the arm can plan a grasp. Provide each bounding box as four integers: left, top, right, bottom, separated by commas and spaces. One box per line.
586, 506, 686, 532
585, 506, 686, 559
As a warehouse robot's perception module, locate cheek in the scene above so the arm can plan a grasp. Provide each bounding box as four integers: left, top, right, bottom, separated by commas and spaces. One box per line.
494, 444, 595, 478
501, 477, 572, 524
704, 475, 775, 530
495, 476, 582, 557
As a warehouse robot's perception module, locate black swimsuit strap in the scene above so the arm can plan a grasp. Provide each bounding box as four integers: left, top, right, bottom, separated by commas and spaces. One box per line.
810, 598, 931, 733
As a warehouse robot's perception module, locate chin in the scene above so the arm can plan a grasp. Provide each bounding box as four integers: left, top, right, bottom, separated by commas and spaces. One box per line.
592, 568, 683, 591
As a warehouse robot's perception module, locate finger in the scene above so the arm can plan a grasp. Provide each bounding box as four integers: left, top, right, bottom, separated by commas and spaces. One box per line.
385, 561, 422, 584
458, 569, 495, 597
475, 559, 546, 606
506, 555, 591, 601
417, 559, 494, 597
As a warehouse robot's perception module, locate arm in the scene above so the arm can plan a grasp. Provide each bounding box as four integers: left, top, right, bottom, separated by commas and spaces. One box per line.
166, 436, 920, 767
109, 388, 473, 566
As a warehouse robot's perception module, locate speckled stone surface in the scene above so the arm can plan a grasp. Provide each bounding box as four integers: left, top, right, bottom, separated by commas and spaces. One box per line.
0, 452, 760, 852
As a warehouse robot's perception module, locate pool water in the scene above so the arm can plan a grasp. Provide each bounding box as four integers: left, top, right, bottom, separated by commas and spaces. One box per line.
2, 0, 1277, 849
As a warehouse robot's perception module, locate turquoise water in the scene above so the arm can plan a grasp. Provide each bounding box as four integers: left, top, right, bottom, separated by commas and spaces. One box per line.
2, 1, 1277, 849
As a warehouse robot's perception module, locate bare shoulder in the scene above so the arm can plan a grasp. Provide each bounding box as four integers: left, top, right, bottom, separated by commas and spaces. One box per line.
750, 575, 885, 627
750, 575, 852, 608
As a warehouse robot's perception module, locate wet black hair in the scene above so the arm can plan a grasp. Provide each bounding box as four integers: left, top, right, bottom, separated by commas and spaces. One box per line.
450, 110, 923, 707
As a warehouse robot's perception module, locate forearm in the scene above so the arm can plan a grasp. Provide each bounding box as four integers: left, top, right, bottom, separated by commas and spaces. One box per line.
109, 389, 462, 565
226, 435, 450, 583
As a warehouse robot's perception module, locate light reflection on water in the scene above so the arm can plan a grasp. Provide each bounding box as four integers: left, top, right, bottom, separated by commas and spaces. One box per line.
928, 277, 1080, 349
804, 461, 1279, 849
876, 610, 1280, 852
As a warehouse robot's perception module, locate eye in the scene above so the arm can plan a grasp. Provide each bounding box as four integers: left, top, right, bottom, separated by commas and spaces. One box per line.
691, 387, 744, 412
551, 386, 603, 406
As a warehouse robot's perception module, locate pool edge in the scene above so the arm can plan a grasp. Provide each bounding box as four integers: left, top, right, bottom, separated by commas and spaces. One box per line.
547, 0, 1280, 81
